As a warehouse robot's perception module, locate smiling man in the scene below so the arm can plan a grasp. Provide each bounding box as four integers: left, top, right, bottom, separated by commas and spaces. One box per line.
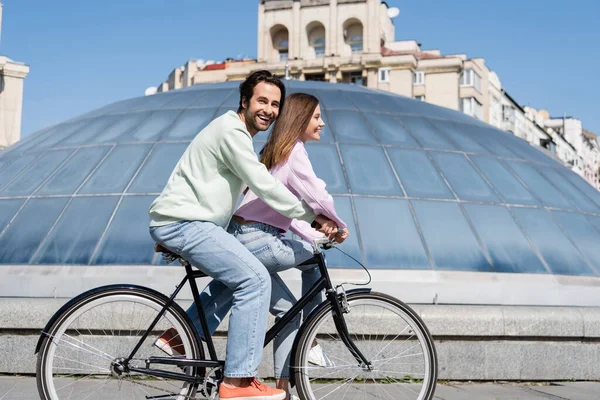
149, 70, 335, 400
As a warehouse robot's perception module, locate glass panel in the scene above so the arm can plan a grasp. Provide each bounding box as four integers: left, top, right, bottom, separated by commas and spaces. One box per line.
535, 166, 600, 213
1, 149, 73, 196
0, 199, 25, 233
430, 152, 500, 202
189, 89, 234, 108
326, 110, 378, 144
511, 208, 593, 275
0, 157, 15, 172
0, 154, 39, 190
459, 125, 521, 158
343, 91, 381, 111
305, 144, 348, 194
60, 116, 121, 146
427, 120, 491, 154
552, 211, 600, 275
128, 143, 188, 193
160, 107, 217, 140
89, 113, 149, 144
387, 148, 453, 199
129, 92, 189, 111
502, 136, 558, 165
122, 109, 184, 142
339, 145, 403, 196
314, 90, 354, 110
32, 120, 91, 150
79, 144, 152, 194
411, 200, 492, 271
253, 141, 265, 156
160, 91, 208, 109
556, 168, 600, 209
354, 197, 430, 269
37, 147, 112, 195
470, 156, 539, 205
218, 89, 241, 108
319, 196, 361, 268
0, 198, 69, 264
92, 196, 156, 265
397, 116, 457, 151
463, 204, 547, 273
507, 162, 573, 209
33, 197, 120, 265
588, 215, 600, 236
362, 113, 419, 147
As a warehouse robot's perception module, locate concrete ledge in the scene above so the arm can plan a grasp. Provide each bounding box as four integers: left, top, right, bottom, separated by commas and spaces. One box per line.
2, 298, 599, 379
3, 265, 600, 307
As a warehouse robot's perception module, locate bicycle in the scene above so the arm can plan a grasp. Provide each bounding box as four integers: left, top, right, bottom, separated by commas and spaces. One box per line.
35, 236, 438, 400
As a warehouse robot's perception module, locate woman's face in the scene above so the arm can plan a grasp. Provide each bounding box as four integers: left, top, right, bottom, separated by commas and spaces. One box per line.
300, 104, 325, 143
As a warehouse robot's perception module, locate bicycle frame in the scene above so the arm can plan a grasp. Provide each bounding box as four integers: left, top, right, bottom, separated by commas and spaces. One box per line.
124, 240, 371, 383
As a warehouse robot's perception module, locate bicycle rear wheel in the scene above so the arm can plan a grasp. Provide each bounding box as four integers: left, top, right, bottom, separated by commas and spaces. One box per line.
293, 291, 437, 400
36, 285, 203, 400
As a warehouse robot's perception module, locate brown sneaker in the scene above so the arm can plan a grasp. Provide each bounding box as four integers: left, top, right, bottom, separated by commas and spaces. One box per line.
219, 377, 286, 400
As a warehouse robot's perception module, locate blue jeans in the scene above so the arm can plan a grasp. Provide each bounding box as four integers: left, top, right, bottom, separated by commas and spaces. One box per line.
149, 220, 271, 378
187, 220, 322, 378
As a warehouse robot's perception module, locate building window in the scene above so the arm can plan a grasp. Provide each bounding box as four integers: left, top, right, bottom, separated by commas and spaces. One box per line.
350, 36, 363, 54
278, 40, 289, 61
378, 67, 390, 83
350, 71, 364, 86
344, 21, 363, 55
313, 38, 325, 58
414, 95, 425, 102
502, 105, 516, 122
413, 71, 424, 85
461, 97, 483, 120
460, 69, 482, 92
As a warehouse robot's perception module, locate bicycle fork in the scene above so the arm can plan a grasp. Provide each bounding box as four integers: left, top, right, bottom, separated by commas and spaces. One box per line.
327, 288, 373, 370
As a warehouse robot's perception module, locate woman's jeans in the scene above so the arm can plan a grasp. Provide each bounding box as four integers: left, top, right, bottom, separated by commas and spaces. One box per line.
149, 220, 272, 378
187, 220, 321, 379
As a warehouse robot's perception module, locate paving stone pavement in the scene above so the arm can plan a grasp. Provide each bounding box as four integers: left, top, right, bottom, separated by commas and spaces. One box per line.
1, 376, 599, 399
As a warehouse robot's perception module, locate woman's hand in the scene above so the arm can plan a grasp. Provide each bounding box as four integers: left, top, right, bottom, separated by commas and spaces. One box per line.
333, 228, 350, 244
313, 215, 338, 239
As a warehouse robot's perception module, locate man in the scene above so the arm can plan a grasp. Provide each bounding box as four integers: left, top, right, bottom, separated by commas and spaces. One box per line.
149, 70, 337, 400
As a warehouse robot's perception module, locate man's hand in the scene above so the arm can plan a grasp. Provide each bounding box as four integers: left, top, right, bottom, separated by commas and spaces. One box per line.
333, 228, 350, 244
313, 215, 338, 239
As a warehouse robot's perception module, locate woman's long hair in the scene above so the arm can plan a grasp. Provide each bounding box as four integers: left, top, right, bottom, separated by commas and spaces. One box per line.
260, 93, 319, 170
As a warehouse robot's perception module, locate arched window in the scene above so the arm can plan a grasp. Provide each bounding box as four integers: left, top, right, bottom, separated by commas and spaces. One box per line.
270, 25, 290, 62
306, 22, 326, 59
344, 20, 363, 55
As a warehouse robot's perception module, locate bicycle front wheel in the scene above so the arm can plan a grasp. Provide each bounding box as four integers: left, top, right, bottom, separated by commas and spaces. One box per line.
36, 285, 203, 400
294, 291, 437, 400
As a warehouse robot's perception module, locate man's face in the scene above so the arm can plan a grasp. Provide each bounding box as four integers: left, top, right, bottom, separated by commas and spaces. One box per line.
241, 82, 281, 136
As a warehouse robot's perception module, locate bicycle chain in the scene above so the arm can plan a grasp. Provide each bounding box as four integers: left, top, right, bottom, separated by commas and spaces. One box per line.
120, 375, 204, 400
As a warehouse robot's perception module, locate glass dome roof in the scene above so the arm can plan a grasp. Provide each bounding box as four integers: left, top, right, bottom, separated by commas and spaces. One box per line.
1, 81, 600, 277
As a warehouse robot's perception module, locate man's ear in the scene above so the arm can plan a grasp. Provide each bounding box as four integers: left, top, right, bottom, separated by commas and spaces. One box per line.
241, 96, 248, 110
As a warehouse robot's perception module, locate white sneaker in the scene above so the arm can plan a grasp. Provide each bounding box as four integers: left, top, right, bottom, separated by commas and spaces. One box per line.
154, 337, 182, 356
307, 343, 335, 367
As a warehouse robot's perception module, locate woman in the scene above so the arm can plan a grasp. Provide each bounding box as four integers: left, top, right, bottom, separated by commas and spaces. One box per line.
157, 93, 349, 400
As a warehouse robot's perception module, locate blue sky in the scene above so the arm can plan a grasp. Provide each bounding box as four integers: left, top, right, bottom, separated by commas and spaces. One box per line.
2, 0, 599, 137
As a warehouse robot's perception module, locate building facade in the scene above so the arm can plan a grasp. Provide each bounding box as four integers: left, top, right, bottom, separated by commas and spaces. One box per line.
0, 3, 30, 150
152, 0, 600, 189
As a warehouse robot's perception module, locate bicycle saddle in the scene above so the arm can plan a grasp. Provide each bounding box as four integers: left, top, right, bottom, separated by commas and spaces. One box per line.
154, 243, 179, 257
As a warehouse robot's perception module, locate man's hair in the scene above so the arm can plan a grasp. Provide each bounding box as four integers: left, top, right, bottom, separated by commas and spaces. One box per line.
238, 70, 286, 113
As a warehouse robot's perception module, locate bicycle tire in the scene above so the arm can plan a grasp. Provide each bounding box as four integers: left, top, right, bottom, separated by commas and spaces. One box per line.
36, 285, 204, 400
293, 291, 437, 400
